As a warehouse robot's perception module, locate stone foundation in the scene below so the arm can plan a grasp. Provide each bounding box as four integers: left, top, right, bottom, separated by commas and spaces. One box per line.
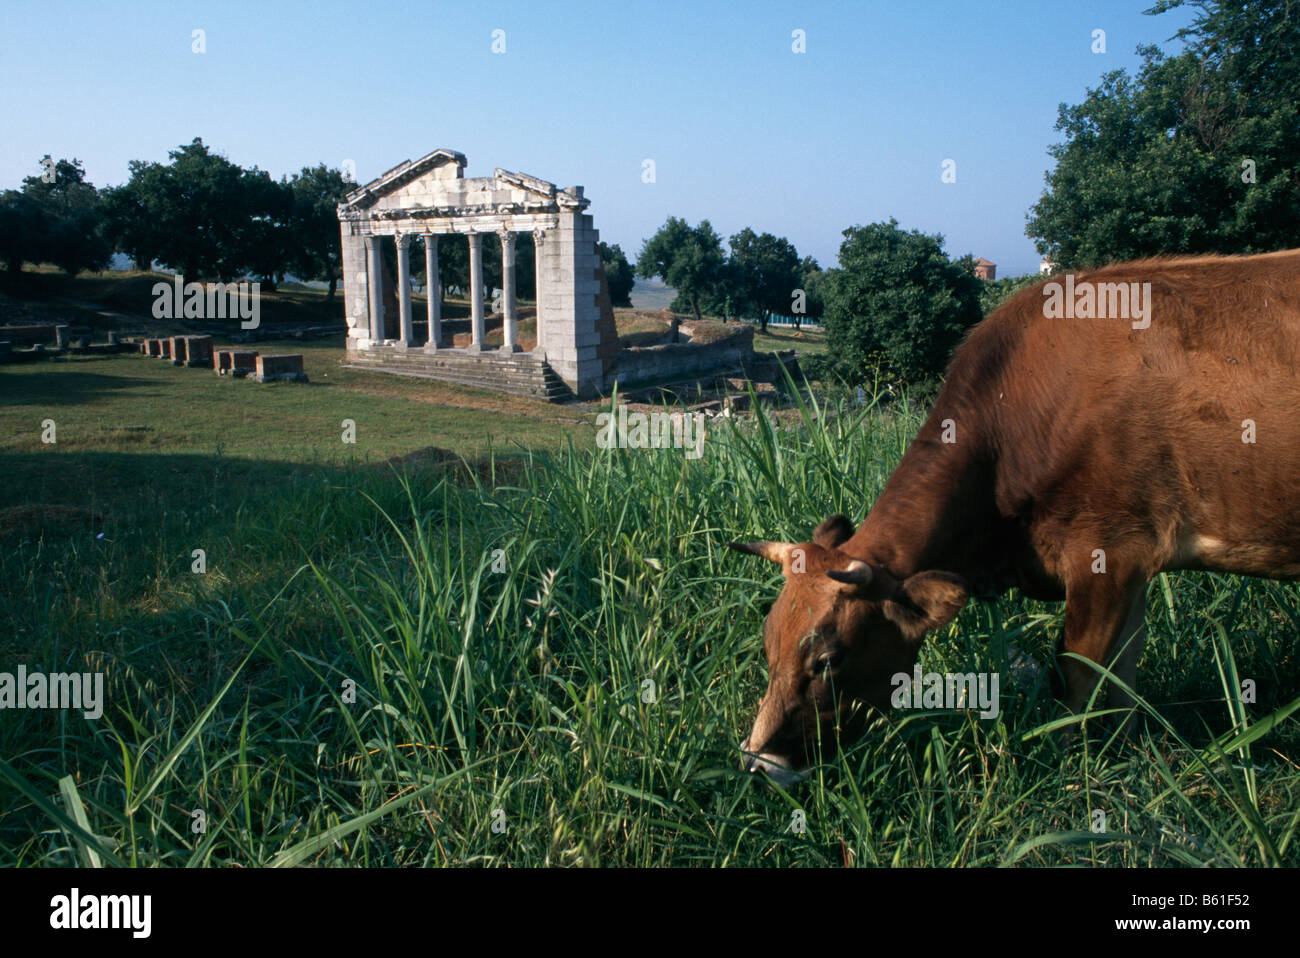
344, 343, 569, 400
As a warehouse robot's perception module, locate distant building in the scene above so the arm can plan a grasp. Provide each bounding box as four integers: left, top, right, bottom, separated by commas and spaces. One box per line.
1039, 257, 1058, 276
974, 258, 996, 280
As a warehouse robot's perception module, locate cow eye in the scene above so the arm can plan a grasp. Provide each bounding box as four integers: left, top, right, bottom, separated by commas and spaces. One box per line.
815, 647, 846, 674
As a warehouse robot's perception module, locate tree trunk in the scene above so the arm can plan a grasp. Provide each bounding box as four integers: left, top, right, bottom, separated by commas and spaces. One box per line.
327, 274, 337, 299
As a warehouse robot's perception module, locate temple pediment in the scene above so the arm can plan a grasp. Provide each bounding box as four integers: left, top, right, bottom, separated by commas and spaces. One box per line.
338, 149, 588, 220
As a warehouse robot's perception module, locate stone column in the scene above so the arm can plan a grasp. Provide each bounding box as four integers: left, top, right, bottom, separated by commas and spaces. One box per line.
533, 227, 546, 355
499, 228, 520, 353
424, 234, 441, 350
468, 232, 485, 351
395, 233, 413, 347
365, 235, 384, 342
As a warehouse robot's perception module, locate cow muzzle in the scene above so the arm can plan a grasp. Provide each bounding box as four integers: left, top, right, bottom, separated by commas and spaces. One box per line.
739, 739, 807, 788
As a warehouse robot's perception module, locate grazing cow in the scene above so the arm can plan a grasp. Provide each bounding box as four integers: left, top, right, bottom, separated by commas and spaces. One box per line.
730, 249, 1300, 785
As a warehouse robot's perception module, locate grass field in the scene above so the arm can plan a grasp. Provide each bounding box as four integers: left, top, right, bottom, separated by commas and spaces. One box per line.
1, 352, 1297, 866
752, 324, 828, 357
0, 344, 588, 461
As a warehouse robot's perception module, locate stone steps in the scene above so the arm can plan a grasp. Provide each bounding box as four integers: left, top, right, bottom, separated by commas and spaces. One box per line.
344, 347, 573, 402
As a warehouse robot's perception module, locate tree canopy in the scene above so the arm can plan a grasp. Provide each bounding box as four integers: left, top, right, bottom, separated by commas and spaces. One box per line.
0, 157, 109, 275
636, 217, 726, 326
823, 218, 982, 388
100, 138, 296, 283
1027, 0, 1300, 266
727, 227, 802, 332
598, 241, 634, 307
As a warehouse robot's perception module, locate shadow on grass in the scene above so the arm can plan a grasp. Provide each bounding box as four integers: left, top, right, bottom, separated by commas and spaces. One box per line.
0, 448, 385, 516
0, 363, 168, 407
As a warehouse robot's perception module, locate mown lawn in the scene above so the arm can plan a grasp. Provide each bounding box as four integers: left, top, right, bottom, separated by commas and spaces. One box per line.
0, 371, 1296, 867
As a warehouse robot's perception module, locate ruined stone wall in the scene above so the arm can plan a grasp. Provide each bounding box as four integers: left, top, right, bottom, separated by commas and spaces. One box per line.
610, 326, 755, 388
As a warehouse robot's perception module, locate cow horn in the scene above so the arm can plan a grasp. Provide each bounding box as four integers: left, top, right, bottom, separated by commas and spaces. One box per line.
827, 559, 874, 587
727, 541, 794, 564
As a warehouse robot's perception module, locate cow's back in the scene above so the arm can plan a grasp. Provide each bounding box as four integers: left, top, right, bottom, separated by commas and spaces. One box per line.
949, 250, 1300, 580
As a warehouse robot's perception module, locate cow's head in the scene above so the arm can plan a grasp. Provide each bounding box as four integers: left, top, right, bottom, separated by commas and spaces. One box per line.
729, 514, 969, 785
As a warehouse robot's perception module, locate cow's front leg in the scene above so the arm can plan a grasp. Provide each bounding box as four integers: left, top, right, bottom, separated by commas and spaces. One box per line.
1057, 562, 1151, 730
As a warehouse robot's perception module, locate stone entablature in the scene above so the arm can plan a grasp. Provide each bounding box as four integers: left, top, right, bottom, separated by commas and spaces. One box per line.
337, 148, 613, 398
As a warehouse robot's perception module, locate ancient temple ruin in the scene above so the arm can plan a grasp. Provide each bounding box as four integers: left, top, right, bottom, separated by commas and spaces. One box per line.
337, 149, 618, 399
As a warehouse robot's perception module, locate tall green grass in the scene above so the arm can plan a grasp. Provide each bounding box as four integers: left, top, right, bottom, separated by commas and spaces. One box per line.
2, 386, 1298, 866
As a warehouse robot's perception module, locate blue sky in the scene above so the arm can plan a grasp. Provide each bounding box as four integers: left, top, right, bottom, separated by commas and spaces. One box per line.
0, 0, 1198, 276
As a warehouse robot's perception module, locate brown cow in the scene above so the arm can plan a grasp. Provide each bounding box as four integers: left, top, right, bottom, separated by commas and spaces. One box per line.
730, 249, 1300, 785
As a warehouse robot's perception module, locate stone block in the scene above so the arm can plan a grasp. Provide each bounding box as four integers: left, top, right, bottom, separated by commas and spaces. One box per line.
215, 348, 259, 377
254, 353, 308, 383
180, 335, 214, 367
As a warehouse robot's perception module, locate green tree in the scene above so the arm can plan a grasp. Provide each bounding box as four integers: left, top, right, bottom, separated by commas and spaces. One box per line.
0, 191, 49, 273
699, 259, 743, 321
102, 138, 293, 282
598, 241, 634, 307
101, 159, 168, 271
795, 256, 827, 329
824, 218, 982, 387
288, 164, 351, 297
0, 157, 109, 275
239, 168, 294, 288
1027, 0, 1300, 265
434, 233, 471, 296
728, 227, 802, 332
978, 272, 1043, 315
636, 216, 726, 337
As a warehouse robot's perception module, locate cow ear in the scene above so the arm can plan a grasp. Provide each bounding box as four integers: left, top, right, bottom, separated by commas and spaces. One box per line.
883, 572, 969, 642
812, 514, 855, 548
